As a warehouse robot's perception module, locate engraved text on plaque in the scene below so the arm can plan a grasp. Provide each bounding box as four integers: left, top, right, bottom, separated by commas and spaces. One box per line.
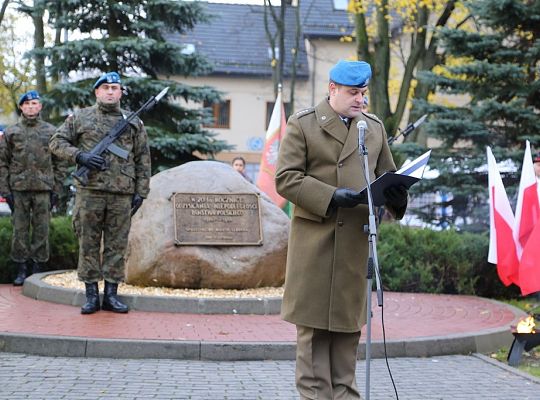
173, 193, 263, 245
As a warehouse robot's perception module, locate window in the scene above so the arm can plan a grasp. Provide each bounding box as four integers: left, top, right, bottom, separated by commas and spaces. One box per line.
265, 101, 292, 129
204, 100, 231, 129
333, 0, 349, 10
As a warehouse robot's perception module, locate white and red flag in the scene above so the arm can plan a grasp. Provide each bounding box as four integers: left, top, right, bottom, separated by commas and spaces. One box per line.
256, 90, 287, 208
487, 146, 519, 286
513, 141, 540, 295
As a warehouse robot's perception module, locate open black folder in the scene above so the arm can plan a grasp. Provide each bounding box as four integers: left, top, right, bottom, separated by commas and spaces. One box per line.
359, 173, 419, 207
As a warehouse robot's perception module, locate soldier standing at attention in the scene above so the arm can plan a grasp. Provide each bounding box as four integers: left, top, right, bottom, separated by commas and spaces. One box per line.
0, 90, 63, 286
50, 72, 151, 314
276, 60, 408, 399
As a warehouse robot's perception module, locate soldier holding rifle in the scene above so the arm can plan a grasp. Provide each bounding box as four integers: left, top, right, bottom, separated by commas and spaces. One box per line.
50, 72, 151, 315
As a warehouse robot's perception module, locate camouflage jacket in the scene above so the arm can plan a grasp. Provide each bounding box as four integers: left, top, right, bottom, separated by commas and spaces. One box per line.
49, 103, 151, 197
0, 115, 65, 194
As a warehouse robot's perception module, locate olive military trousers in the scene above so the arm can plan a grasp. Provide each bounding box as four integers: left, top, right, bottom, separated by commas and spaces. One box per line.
72, 189, 131, 283
296, 325, 362, 400
10, 191, 51, 263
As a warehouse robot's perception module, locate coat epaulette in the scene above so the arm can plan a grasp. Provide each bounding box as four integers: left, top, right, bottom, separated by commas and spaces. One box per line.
295, 107, 315, 119
362, 112, 383, 125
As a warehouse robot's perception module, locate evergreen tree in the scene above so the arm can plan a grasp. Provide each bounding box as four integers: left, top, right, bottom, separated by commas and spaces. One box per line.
413, 0, 540, 231
40, 0, 231, 171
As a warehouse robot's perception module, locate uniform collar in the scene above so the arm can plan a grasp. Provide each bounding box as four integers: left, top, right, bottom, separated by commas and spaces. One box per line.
315, 100, 349, 144
96, 100, 122, 115
20, 114, 40, 127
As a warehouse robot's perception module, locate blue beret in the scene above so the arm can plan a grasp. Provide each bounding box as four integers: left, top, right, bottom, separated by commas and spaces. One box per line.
93, 72, 122, 89
18, 90, 40, 106
329, 60, 371, 88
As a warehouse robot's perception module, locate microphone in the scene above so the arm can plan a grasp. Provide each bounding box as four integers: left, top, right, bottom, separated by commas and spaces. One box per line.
357, 120, 368, 151
388, 114, 428, 145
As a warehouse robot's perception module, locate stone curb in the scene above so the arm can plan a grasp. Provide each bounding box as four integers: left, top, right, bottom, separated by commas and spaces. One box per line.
0, 327, 514, 361
22, 270, 282, 315
13, 272, 519, 361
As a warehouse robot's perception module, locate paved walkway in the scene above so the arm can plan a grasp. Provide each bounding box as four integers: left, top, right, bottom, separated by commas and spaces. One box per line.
0, 283, 525, 360
1, 353, 539, 399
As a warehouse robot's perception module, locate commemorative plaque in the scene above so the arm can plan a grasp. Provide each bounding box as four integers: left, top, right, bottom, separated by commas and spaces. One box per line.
173, 193, 263, 246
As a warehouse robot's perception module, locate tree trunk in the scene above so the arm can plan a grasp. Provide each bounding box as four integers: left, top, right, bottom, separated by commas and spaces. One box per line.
289, 0, 300, 112
33, 0, 46, 95
370, 0, 391, 127
407, 0, 457, 145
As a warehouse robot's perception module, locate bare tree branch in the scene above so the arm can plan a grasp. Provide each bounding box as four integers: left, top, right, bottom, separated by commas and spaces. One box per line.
0, 0, 10, 26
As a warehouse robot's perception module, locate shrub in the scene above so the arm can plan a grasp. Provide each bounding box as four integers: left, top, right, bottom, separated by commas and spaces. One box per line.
378, 223, 519, 298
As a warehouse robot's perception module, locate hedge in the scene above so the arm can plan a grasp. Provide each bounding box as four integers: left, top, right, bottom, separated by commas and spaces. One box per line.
378, 223, 520, 298
0, 217, 522, 298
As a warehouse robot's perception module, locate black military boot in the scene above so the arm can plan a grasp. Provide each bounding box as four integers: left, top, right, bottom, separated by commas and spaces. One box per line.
81, 282, 100, 314
13, 262, 28, 286
30, 260, 45, 275
102, 281, 129, 313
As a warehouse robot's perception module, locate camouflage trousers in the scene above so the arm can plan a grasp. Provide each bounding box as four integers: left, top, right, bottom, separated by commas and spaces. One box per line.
72, 189, 132, 284
10, 191, 51, 263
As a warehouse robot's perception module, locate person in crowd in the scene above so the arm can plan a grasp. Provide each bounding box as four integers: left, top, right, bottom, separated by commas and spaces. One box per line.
231, 156, 252, 183
275, 60, 408, 400
50, 72, 151, 314
0, 90, 64, 285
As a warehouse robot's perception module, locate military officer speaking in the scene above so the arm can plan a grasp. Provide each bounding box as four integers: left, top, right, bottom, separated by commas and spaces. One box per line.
276, 60, 408, 399
50, 72, 151, 314
0, 90, 64, 286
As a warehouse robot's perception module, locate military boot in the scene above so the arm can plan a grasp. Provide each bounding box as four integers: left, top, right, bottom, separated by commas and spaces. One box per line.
31, 260, 45, 275
81, 282, 100, 314
102, 281, 129, 313
13, 262, 29, 286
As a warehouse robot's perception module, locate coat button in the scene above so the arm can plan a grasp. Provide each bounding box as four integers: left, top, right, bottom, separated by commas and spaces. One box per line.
338, 162, 343, 168
338, 221, 344, 226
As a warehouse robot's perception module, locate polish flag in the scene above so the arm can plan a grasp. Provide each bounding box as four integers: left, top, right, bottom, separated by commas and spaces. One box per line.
256, 90, 287, 208
514, 141, 540, 296
487, 146, 519, 286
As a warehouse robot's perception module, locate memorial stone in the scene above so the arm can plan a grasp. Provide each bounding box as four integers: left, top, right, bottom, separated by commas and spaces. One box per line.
125, 161, 289, 289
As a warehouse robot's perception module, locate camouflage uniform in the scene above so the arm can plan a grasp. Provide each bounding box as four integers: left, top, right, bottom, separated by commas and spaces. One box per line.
49, 102, 151, 283
0, 115, 63, 263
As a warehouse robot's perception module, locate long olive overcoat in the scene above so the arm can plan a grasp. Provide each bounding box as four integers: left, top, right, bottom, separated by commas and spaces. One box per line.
276, 99, 406, 333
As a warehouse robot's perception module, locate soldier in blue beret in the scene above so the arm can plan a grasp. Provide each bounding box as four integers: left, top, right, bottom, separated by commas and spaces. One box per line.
329, 59, 371, 88
0, 90, 65, 285
93, 72, 122, 89
276, 59, 408, 400
18, 90, 40, 106
50, 72, 151, 315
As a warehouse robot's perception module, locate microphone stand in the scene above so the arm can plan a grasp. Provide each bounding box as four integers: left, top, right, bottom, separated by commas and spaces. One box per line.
359, 138, 383, 400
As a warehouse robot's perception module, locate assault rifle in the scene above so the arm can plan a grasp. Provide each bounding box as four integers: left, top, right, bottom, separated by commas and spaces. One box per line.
73, 87, 169, 186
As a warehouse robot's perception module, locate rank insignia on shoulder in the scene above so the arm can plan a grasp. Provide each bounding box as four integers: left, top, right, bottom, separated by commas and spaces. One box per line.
362, 112, 382, 124
295, 108, 314, 118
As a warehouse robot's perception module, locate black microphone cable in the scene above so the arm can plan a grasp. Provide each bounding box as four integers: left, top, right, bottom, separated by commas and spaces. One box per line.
376, 279, 400, 399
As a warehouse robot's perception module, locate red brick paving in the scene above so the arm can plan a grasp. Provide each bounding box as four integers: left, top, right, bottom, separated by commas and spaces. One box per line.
0, 285, 523, 342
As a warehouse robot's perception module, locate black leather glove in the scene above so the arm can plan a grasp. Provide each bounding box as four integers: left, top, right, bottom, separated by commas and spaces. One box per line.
50, 192, 59, 209
4, 193, 14, 212
131, 193, 144, 216
384, 184, 408, 209
330, 188, 367, 209
76, 152, 105, 170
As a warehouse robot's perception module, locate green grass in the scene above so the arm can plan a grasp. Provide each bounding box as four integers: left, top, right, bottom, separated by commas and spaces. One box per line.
488, 297, 540, 378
